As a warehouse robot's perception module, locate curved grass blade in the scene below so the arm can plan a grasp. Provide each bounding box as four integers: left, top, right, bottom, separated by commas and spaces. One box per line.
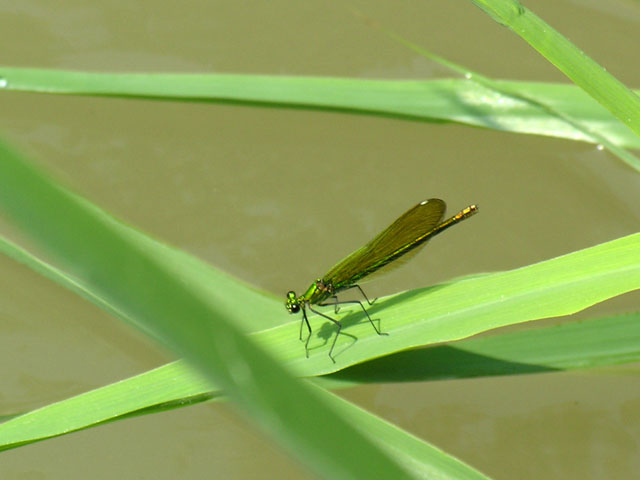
4, 190, 639, 377
318, 383, 492, 480
470, 0, 640, 138
1, 67, 638, 149
0, 143, 638, 468
275, 232, 640, 375
287, 200, 477, 361
0, 139, 416, 479
368, 24, 640, 172
1, 228, 638, 460
0, 378, 491, 480
3, 311, 640, 455
1, 191, 638, 377
325, 313, 640, 385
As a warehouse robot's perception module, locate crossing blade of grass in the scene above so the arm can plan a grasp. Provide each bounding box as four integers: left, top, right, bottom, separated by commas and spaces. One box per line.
0, 140, 417, 479
277, 232, 640, 374
3, 199, 639, 376
0, 230, 284, 334
1, 67, 639, 149
368, 25, 640, 172
3, 310, 639, 454
0, 361, 215, 452
470, 0, 640, 138
0, 364, 492, 480
0, 147, 638, 471
317, 383, 492, 480
325, 313, 640, 385
1, 226, 639, 451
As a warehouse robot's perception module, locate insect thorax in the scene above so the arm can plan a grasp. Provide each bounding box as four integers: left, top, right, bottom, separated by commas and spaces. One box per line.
302, 279, 334, 305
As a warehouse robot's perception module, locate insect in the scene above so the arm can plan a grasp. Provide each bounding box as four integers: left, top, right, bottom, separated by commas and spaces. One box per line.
285, 198, 478, 361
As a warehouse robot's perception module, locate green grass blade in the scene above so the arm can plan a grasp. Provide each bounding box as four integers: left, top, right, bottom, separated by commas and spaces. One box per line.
276, 233, 640, 375
0, 140, 417, 479
2, 191, 638, 376
327, 313, 640, 385
0, 362, 492, 480
0, 234, 162, 339
0, 140, 638, 469
1, 67, 638, 148
4, 214, 638, 376
3, 311, 638, 455
0, 228, 283, 334
470, 0, 640, 138
0, 377, 491, 479
373, 28, 640, 172
318, 384, 492, 480
0, 361, 215, 451
1, 234, 638, 451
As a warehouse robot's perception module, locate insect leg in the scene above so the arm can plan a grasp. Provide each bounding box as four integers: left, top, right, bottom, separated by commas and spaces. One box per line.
299, 307, 313, 359
335, 284, 377, 306
354, 284, 377, 306
320, 298, 387, 337
330, 295, 340, 314
299, 306, 312, 341
308, 304, 342, 363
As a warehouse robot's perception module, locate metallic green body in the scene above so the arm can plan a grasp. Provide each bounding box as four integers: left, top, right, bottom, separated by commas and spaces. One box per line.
285, 198, 478, 361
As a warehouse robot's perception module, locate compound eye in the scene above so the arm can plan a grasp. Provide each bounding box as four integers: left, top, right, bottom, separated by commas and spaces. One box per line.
290, 303, 300, 313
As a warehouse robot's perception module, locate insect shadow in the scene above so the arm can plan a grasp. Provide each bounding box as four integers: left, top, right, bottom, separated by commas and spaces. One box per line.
287, 200, 478, 362
308, 282, 451, 359
307, 307, 374, 359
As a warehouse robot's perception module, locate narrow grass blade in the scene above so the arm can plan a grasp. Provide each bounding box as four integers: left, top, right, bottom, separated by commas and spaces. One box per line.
0, 140, 417, 478
4, 217, 638, 376
317, 383, 492, 480
3, 311, 638, 457
0, 143, 638, 470
0, 67, 638, 148
370, 26, 640, 172
470, 0, 640, 138
0, 362, 214, 452
276, 233, 640, 375
327, 313, 640, 384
